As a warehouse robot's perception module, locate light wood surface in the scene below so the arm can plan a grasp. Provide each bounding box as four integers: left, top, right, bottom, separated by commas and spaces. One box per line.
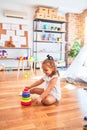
0, 69, 87, 130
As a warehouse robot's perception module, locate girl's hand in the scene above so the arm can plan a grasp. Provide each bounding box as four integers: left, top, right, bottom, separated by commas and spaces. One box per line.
34, 96, 42, 104
25, 86, 30, 90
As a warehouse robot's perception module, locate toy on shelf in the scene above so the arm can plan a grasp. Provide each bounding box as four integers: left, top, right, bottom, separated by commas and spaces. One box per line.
5, 41, 15, 47
28, 56, 33, 61
33, 56, 39, 62
21, 88, 32, 106
16, 56, 35, 61
16, 56, 28, 61
0, 50, 8, 58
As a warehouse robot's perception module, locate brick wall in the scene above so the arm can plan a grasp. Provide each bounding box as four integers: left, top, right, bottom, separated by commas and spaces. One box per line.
66, 9, 87, 45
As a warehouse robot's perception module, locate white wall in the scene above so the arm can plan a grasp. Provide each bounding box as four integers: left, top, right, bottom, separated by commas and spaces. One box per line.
0, 1, 35, 52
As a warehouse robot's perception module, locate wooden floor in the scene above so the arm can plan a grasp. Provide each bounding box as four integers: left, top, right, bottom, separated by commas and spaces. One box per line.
0, 69, 87, 130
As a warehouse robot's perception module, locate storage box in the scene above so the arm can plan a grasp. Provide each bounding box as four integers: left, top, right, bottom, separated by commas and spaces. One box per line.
58, 16, 66, 21
44, 14, 51, 20
48, 8, 57, 15
51, 15, 58, 20
34, 13, 44, 19
36, 7, 48, 14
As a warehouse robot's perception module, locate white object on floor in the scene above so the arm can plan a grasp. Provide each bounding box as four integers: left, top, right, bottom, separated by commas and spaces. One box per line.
19, 91, 22, 96
31, 94, 39, 99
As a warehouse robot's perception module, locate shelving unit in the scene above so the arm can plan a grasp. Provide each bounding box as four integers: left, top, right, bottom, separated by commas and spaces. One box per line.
0, 47, 31, 70
33, 18, 66, 68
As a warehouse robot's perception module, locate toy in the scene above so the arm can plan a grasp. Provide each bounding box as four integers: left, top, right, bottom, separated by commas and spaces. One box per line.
21, 88, 32, 106
33, 56, 39, 62
24, 72, 30, 79
16, 56, 29, 61
28, 56, 33, 61
0, 50, 8, 58
83, 124, 87, 130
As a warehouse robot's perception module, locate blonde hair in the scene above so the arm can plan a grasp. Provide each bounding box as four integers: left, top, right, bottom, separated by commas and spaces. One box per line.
42, 58, 60, 77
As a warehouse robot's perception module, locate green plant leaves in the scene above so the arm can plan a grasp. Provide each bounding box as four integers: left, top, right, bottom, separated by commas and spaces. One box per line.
68, 41, 82, 58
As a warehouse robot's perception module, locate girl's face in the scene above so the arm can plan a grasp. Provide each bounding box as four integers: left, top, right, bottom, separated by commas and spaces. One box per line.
42, 64, 53, 76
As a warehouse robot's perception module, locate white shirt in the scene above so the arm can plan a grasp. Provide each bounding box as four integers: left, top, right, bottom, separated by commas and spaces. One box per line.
42, 74, 61, 101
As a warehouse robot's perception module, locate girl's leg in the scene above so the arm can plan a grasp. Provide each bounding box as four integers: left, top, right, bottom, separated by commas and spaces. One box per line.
41, 94, 57, 106
30, 88, 44, 95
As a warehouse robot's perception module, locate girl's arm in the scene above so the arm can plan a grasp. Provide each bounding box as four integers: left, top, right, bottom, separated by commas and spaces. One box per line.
26, 78, 44, 90
40, 77, 58, 100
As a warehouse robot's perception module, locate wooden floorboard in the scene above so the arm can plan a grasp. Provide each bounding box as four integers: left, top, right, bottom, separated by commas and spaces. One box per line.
0, 70, 87, 130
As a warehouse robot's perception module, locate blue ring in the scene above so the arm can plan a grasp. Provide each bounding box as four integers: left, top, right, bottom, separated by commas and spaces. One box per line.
22, 92, 30, 97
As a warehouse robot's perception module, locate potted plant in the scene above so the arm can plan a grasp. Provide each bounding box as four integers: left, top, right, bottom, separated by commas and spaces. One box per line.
68, 40, 82, 64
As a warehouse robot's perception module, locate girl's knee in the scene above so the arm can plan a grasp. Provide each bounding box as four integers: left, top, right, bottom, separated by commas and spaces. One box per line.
41, 100, 50, 106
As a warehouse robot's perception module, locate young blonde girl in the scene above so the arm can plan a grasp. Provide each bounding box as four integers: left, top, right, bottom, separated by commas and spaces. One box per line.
26, 55, 61, 106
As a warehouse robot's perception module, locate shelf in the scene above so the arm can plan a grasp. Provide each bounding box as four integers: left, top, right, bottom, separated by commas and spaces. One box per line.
0, 58, 15, 60
0, 47, 30, 49
0, 58, 30, 60
34, 51, 65, 54
33, 18, 66, 67
34, 18, 66, 24
0, 48, 31, 69
34, 29, 66, 33
33, 40, 63, 43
